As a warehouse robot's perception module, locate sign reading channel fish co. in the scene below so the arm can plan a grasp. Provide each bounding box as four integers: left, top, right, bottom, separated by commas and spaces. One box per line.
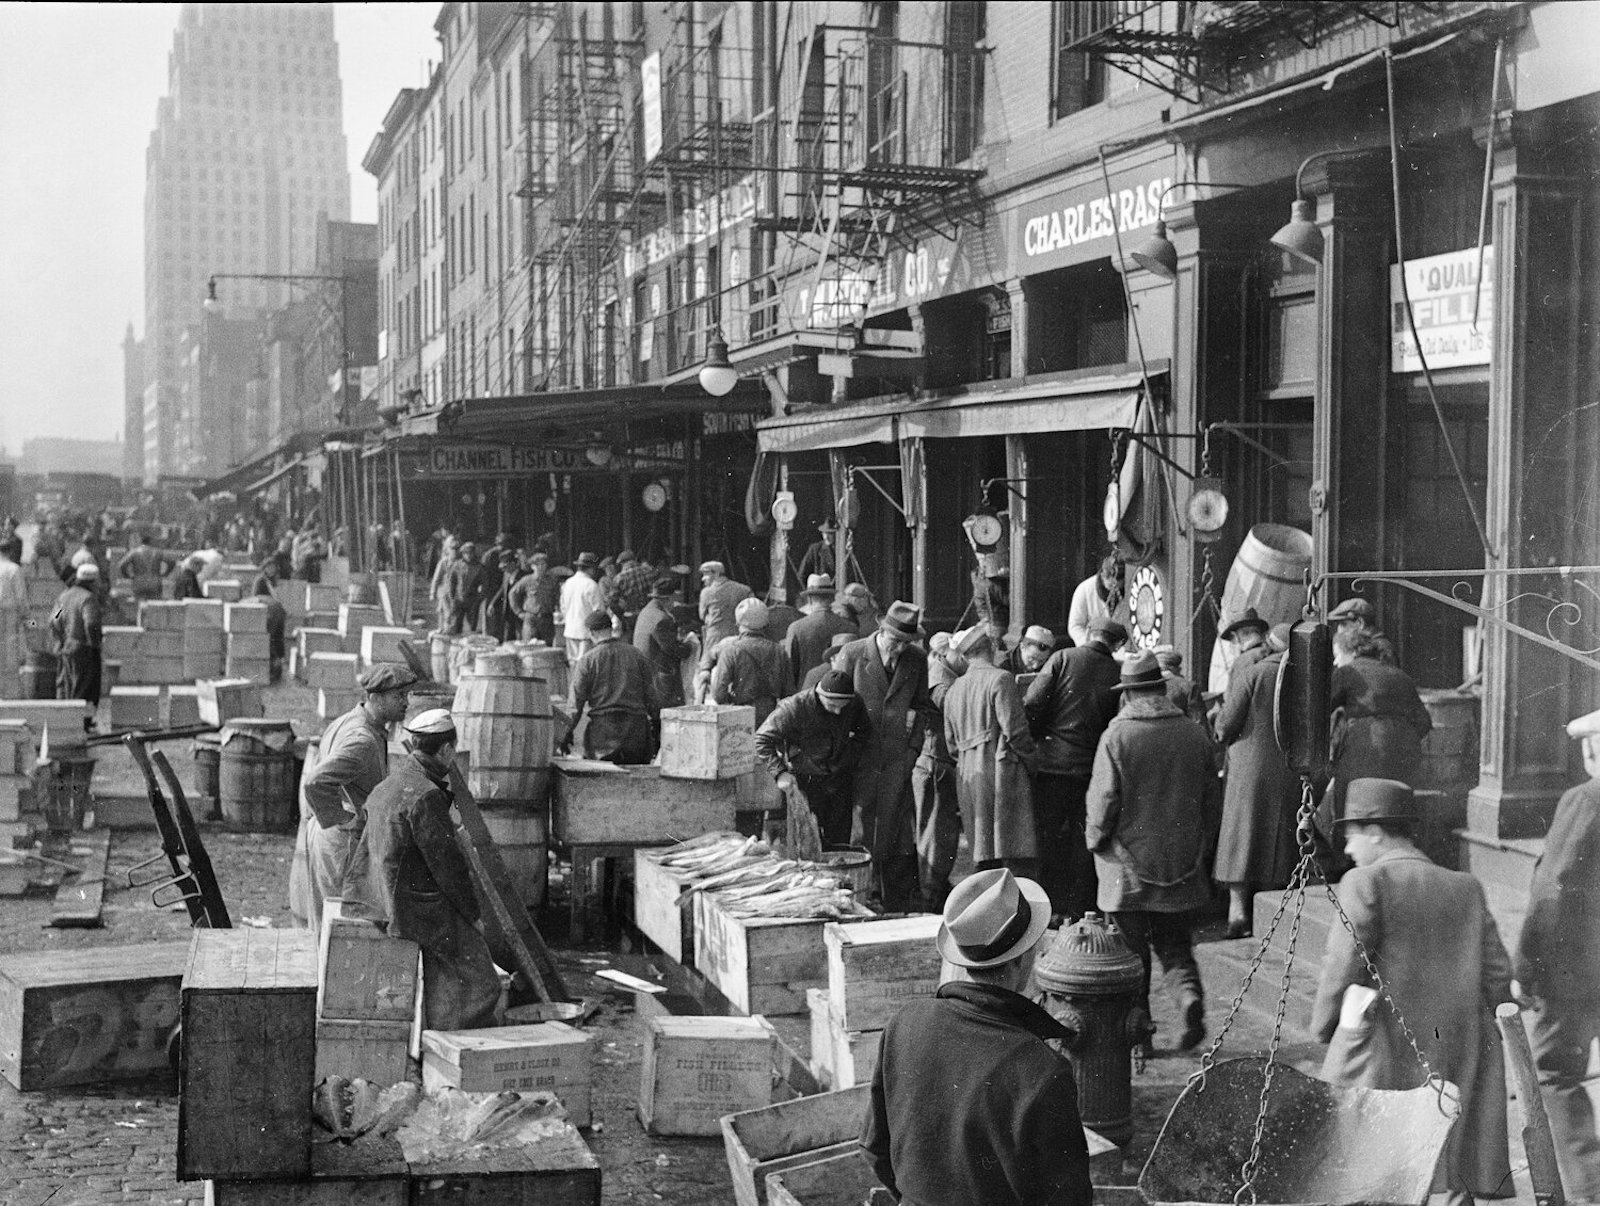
1015, 173, 1173, 274
1390, 246, 1494, 372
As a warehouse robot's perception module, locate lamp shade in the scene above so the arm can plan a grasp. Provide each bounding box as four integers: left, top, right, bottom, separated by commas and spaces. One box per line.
1270, 198, 1324, 265
1129, 220, 1178, 279
699, 332, 738, 397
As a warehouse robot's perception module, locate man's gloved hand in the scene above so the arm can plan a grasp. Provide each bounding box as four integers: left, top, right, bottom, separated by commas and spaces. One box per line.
775, 772, 796, 794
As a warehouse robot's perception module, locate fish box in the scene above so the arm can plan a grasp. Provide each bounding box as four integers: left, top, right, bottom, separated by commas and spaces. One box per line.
823, 915, 942, 1033
314, 1017, 411, 1087
168, 685, 202, 728
101, 625, 146, 660
695, 892, 870, 1017
638, 1014, 777, 1136
179, 928, 319, 1181
319, 688, 361, 720
305, 583, 344, 613
339, 603, 386, 639
317, 914, 420, 1023
139, 600, 187, 630
765, 1149, 884, 1206
805, 989, 882, 1091
109, 686, 163, 730
360, 626, 415, 667
721, 1085, 872, 1206
0, 941, 191, 1091
420, 1021, 593, 1127
633, 848, 699, 965
224, 602, 271, 633
659, 704, 757, 779
407, 1123, 600, 1206
202, 579, 243, 603
298, 627, 345, 661
227, 633, 273, 661
306, 651, 361, 690
195, 678, 264, 727
551, 760, 737, 846
185, 598, 227, 629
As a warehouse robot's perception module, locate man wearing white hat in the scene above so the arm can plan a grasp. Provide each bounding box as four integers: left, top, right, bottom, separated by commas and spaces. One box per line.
1000, 624, 1055, 678
707, 597, 792, 726
695, 560, 753, 694
1515, 709, 1600, 1201
363, 708, 501, 1031
861, 867, 1092, 1206
51, 563, 104, 713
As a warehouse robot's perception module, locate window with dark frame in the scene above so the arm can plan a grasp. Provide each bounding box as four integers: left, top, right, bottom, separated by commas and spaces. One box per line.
1052, 1, 1109, 120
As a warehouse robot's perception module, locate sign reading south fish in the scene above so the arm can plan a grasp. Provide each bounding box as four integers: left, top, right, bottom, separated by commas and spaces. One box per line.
1389, 246, 1494, 372
1015, 173, 1173, 274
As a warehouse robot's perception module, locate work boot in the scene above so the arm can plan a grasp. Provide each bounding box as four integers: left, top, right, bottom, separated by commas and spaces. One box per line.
1179, 994, 1205, 1052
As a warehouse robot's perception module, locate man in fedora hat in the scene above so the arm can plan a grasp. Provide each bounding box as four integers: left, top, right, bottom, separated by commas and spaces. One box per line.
635, 576, 696, 712
755, 669, 870, 847
1514, 709, 1600, 1201
694, 560, 753, 697
1025, 615, 1128, 921
797, 517, 837, 583
1086, 649, 1217, 1051
800, 631, 855, 692
785, 574, 857, 681
560, 552, 606, 664
1218, 606, 1271, 685
837, 600, 940, 911
861, 867, 1092, 1206
1312, 778, 1512, 1206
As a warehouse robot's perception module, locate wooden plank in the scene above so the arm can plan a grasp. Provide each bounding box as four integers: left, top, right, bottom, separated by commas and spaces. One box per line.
205, 1134, 407, 1205
633, 848, 695, 965
695, 893, 869, 1016
447, 761, 569, 1004
551, 761, 738, 845
721, 1087, 873, 1206
49, 829, 111, 928
314, 1017, 411, 1086
0, 941, 190, 1091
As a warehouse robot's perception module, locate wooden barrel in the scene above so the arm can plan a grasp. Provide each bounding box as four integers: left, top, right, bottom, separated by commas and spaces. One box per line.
479, 803, 548, 907
475, 649, 523, 677
193, 732, 223, 820
1208, 523, 1313, 694
428, 631, 452, 684
451, 673, 554, 802
218, 718, 298, 833
517, 644, 570, 701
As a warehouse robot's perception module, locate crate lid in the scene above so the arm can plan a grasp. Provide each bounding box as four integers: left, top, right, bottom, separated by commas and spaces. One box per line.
648, 1015, 776, 1040
421, 1020, 591, 1064
183, 928, 318, 991
824, 914, 943, 949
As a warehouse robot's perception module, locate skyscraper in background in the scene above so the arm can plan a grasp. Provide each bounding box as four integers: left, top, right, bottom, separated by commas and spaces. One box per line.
140, 2, 350, 484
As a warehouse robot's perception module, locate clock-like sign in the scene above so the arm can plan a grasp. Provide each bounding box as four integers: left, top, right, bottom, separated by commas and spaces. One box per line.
1130, 564, 1165, 650
968, 513, 1003, 548
642, 482, 668, 513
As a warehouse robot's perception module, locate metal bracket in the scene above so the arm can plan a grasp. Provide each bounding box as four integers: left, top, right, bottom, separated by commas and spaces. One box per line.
847, 464, 906, 521
1115, 428, 1197, 481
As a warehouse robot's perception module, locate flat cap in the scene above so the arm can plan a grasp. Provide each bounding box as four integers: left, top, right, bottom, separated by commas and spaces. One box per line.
1329, 597, 1378, 623
736, 597, 769, 631
585, 610, 614, 633
1088, 615, 1129, 643
359, 663, 418, 693
1022, 625, 1055, 649
405, 708, 455, 735
699, 560, 725, 575
75, 563, 99, 581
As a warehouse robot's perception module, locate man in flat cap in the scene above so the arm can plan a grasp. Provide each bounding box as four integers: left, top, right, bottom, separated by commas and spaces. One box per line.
363, 708, 501, 1031
694, 560, 753, 698
560, 552, 606, 665
1514, 709, 1600, 1201
756, 669, 871, 848
1328, 596, 1397, 665
837, 600, 940, 910
445, 541, 488, 634
568, 611, 658, 764
785, 574, 857, 683
52, 563, 104, 715
1025, 615, 1127, 920
291, 662, 416, 931
861, 867, 1091, 1206
708, 597, 792, 726
1312, 778, 1512, 1206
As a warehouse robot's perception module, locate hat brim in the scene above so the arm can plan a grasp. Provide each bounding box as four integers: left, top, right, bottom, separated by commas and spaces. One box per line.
1111, 670, 1175, 691
1220, 619, 1268, 639
936, 877, 1053, 969
1332, 812, 1418, 828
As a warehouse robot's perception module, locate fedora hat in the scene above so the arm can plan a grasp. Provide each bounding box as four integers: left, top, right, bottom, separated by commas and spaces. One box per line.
1220, 607, 1268, 639
1336, 778, 1417, 827
1112, 649, 1173, 692
879, 600, 922, 639
936, 868, 1052, 969
800, 572, 836, 601
573, 551, 599, 570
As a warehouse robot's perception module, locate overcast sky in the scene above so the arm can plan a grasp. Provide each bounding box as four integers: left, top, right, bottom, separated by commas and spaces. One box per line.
0, 2, 441, 456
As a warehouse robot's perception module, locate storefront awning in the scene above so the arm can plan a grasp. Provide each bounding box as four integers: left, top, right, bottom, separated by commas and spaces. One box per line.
243, 455, 306, 494
756, 364, 1165, 454
192, 434, 311, 500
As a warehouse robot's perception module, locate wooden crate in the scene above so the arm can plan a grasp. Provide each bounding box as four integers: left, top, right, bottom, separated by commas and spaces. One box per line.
823, 916, 942, 1033
307, 652, 361, 689
109, 686, 163, 730
298, 627, 345, 660
551, 760, 737, 846
102, 625, 145, 660
638, 1015, 776, 1137
339, 603, 387, 639
203, 579, 244, 603
421, 1022, 593, 1127
633, 848, 698, 965
223, 602, 271, 633
695, 893, 870, 1016
766, 1150, 884, 1206
169, 686, 202, 728
0, 941, 190, 1090
360, 626, 415, 666
315, 1017, 411, 1086
804, 990, 881, 1092
305, 583, 344, 613
318, 914, 420, 1023
228, 633, 273, 660
319, 688, 362, 720
408, 1125, 601, 1206
179, 928, 319, 1182
196, 678, 265, 727
659, 704, 757, 779
721, 1086, 872, 1206
139, 600, 187, 630
204, 1136, 408, 1205
185, 598, 227, 628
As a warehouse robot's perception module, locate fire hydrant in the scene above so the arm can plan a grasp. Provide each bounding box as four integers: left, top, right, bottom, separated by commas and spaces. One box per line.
1033, 912, 1152, 1147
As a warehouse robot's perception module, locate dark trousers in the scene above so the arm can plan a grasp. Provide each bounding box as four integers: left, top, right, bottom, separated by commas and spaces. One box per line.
1111, 909, 1202, 1023
852, 755, 921, 912
584, 710, 654, 765
1034, 771, 1098, 919
910, 755, 960, 910
57, 647, 102, 711
798, 773, 855, 849
1530, 999, 1600, 1199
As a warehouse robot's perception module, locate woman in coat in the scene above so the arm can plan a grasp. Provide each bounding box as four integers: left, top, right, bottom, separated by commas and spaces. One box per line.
1214, 640, 1300, 935
942, 628, 1038, 874
1326, 629, 1432, 819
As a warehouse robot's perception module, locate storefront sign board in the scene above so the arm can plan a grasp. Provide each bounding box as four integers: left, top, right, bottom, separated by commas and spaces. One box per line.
1014, 170, 1173, 275
1389, 246, 1494, 372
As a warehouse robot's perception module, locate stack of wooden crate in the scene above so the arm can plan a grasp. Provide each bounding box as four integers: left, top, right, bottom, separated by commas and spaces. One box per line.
304, 582, 344, 630
638, 1015, 777, 1136
315, 908, 420, 1087
806, 916, 943, 1090
136, 599, 189, 684
292, 626, 343, 683
0, 720, 38, 894
182, 598, 227, 681
339, 603, 387, 654
224, 600, 272, 681
307, 652, 362, 719
107, 685, 163, 730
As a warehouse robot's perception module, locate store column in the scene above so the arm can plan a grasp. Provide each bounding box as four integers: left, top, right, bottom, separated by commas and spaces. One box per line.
1468, 121, 1585, 839
1005, 279, 1030, 643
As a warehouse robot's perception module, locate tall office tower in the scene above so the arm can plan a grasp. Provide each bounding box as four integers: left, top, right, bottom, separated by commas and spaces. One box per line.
142, 2, 350, 482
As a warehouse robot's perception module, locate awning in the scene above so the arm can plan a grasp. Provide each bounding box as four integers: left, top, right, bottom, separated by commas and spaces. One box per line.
756, 364, 1164, 454
243, 455, 306, 494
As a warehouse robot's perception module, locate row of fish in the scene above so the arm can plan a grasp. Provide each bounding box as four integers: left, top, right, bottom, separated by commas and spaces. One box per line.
652, 832, 864, 922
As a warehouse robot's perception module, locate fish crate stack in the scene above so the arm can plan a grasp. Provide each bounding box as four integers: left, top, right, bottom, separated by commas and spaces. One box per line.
224, 601, 272, 682
659, 703, 774, 829
339, 603, 387, 653
316, 906, 420, 1088
452, 652, 553, 906
304, 582, 344, 631
201, 578, 243, 603
807, 916, 943, 1089
359, 626, 415, 669
0, 720, 38, 894
182, 599, 227, 681
294, 626, 345, 684
127, 599, 189, 684
307, 652, 362, 721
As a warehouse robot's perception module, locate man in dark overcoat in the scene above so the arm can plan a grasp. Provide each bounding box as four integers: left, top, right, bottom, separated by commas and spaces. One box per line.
1514, 708, 1600, 1201
755, 671, 871, 847
861, 868, 1091, 1206
911, 631, 965, 911
1311, 778, 1512, 1206
1085, 649, 1216, 1051
784, 574, 856, 680
567, 611, 659, 764
1024, 615, 1126, 920
837, 601, 939, 911
635, 577, 694, 715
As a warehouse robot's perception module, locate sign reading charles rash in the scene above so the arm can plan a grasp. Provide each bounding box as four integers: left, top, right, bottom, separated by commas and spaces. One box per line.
1015, 172, 1173, 275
